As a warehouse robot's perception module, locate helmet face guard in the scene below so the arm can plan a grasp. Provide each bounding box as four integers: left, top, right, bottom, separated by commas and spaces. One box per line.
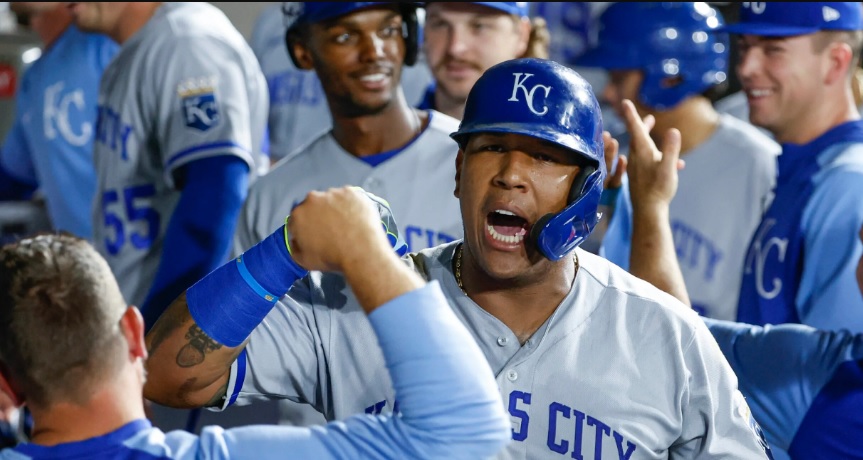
578, 2, 729, 110
283, 2, 419, 68
451, 58, 606, 260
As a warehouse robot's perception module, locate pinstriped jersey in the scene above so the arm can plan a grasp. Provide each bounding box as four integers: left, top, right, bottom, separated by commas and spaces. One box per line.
221, 243, 771, 459
91, 2, 268, 306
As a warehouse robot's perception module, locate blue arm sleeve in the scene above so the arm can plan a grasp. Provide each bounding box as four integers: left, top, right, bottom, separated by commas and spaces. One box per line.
141, 155, 249, 330
798, 168, 863, 331
0, 116, 38, 200
185, 282, 510, 460
703, 317, 863, 452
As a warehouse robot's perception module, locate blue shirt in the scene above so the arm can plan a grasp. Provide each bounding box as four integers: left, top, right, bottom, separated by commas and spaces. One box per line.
0, 26, 118, 238
0, 282, 510, 460
736, 121, 863, 332
705, 318, 863, 460
416, 82, 435, 111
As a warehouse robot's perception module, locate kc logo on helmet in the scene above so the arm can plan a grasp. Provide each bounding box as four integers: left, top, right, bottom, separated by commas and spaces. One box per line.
508, 73, 552, 116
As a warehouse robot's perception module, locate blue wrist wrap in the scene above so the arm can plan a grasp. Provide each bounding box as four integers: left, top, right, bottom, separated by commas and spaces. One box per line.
187, 222, 308, 347
600, 186, 621, 207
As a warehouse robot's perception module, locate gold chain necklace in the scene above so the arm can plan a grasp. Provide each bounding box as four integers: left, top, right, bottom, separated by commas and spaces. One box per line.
453, 243, 579, 295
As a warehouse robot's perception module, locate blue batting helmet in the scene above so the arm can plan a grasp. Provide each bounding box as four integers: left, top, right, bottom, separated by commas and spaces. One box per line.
451, 58, 605, 261
578, 2, 728, 110
283, 2, 420, 67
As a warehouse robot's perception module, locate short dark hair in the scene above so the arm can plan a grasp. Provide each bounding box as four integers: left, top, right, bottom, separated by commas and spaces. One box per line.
0, 233, 127, 408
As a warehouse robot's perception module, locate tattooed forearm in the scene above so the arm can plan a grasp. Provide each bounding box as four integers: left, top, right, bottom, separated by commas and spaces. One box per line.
176, 324, 224, 368
147, 292, 192, 355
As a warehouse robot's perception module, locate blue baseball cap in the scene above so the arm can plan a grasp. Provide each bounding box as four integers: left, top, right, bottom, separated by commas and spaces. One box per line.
285, 2, 406, 29
471, 2, 529, 17
424, 2, 529, 18
717, 2, 863, 36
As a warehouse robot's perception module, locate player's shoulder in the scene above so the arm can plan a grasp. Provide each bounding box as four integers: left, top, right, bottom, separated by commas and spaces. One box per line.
425, 109, 461, 134
254, 132, 335, 188
403, 241, 459, 281
408, 110, 460, 157
151, 3, 250, 52
577, 249, 704, 335
715, 114, 781, 159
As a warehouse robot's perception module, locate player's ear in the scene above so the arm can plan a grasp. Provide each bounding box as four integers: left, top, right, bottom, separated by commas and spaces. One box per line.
121, 306, 148, 361
454, 148, 464, 198
0, 361, 24, 407
515, 17, 530, 57
290, 38, 315, 71
823, 39, 854, 86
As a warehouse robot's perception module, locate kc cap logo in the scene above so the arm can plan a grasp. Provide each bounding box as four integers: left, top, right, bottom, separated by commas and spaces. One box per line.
742, 2, 766, 14
508, 73, 552, 116
823, 6, 840, 22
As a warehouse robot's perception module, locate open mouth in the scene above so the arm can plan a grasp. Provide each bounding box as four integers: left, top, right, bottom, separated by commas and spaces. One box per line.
486, 210, 529, 245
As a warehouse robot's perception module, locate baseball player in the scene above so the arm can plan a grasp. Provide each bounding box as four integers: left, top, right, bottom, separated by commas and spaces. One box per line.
716, 2, 863, 332
145, 58, 771, 459
0, 3, 118, 238
417, 2, 548, 119
622, 98, 863, 460
249, 2, 433, 162
0, 213, 510, 459
68, 2, 269, 330
234, 2, 462, 258
578, 2, 780, 321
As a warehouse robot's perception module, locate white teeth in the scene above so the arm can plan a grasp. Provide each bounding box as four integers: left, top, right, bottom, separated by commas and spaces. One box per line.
360, 73, 386, 82
748, 89, 772, 97
494, 209, 517, 216
488, 224, 525, 244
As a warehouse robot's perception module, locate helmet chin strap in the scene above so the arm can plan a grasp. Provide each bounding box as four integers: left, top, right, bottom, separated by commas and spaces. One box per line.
530, 165, 601, 261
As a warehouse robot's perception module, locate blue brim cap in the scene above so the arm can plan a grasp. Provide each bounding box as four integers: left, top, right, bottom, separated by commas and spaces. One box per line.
289, 2, 399, 28
715, 2, 862, 36
471, 2, 529, 17
716, 23, 821, 37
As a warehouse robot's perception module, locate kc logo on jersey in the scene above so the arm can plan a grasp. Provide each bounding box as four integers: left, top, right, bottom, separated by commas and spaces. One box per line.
178, 76, 220, 132
508, 73, 552, 116
744, 219, 788, 300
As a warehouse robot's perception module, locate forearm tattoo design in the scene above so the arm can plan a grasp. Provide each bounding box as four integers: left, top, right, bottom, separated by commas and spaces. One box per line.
176, 324, 223, 368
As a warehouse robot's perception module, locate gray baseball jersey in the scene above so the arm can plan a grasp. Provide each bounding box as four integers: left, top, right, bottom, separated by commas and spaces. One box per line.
92, 2, 268, 306
250, 2, 434, 161
219, 243, 770, 459
232, 110, 463, 256
602, 114, 780, 321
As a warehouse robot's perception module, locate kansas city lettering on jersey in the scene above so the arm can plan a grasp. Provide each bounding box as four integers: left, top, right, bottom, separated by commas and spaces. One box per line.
95, 104, 134, 160
671, 219, 723, 282
365, 391, 638, 459
268, 70, 324, 106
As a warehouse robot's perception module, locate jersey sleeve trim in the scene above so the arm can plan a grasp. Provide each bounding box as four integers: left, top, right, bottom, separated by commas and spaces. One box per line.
227, 348, 248, 408
166, 141, 251, 169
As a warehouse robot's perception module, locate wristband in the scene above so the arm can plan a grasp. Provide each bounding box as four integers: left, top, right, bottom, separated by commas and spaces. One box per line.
187, 221, 307, 347
600, 186, 621, 207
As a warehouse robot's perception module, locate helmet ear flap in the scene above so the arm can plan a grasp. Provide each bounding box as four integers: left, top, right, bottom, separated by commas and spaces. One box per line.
400, 4, 419, 66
